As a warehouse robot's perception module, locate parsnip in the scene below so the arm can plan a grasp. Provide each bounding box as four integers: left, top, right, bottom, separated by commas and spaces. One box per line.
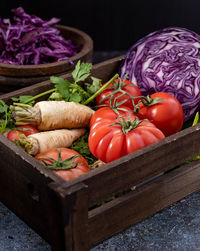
12, 101, 94, 130
19, 128, 86, 155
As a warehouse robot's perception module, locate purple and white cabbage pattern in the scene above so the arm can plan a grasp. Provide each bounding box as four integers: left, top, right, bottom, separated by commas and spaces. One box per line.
0, 7, 79, 65
120, 27, 200, 121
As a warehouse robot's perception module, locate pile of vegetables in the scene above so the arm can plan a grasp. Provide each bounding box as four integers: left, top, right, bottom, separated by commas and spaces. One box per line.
1, 26, 200, 182
0, 60, 186, 181
0, 7, 79, 65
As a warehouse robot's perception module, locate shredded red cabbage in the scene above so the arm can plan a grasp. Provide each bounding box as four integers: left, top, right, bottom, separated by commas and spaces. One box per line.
120, 27, 200, 121
0, 7, 80, 65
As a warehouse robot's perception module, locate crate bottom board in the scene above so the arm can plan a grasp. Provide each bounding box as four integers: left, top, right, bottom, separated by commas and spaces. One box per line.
88, 160, 200, 248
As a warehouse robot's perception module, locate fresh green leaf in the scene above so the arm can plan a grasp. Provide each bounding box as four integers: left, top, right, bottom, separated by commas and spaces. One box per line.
69, 83, 90, 102
72, 60, 92, 84
50, 76, 69, 85
48, 92, 63, 101
55, 82, 70, 100
69, 93, 82, 103
0, 99, 12, 133
50, 74, 90, 103
85, 77, 102, 95
50, 76, 72, 100
0, 100, 8, 113
11, 95, 35, 105
71, 132, 97, 165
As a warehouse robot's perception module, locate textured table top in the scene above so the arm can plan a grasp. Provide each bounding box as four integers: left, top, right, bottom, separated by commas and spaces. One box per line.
0, 51, 200, 251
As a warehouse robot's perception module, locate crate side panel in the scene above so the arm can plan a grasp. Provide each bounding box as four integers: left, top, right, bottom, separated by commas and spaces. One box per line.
88, 161, 200, 247
0, 135, 66, 244
63, 124, 200, 207
47, 182, 89, 251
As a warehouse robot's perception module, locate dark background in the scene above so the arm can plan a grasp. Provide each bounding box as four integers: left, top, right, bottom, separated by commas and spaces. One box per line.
1, 0, 200, 51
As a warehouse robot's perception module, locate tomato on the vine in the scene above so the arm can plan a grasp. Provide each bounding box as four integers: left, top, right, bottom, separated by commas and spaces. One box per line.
90, 105, 134, 127
96, 78, 142, 109
89, 112, 165, 163
6, 125, 39, 142
137, 92, 184, 137
35, 148, 90, 181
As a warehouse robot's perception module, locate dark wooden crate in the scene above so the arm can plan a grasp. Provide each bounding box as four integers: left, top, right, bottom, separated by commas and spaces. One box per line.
0, 56, 200, 250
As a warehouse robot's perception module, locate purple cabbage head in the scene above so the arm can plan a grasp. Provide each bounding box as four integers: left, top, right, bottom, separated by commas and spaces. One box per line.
0, 7, 80, 65
120, 27, 200, 121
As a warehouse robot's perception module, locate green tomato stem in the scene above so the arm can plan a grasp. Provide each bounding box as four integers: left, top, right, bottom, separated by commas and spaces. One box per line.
83, 73, 119, 105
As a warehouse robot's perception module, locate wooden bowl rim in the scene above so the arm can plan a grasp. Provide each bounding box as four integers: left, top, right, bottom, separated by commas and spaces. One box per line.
0, 24, 93, 77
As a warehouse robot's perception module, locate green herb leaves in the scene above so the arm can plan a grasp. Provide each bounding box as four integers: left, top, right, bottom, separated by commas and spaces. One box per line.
0, 100, 11, 133
11, 95, 35, 105
71, 132, 97, 165
50, 76, 90, 103
72, 60, 92, 84
49, 60, 102, 104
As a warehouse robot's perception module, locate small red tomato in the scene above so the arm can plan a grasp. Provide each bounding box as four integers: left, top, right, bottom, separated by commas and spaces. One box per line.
35, 148, 90, 181
6, 125, 38, 142
137, 92, 184, 137
96, 78, 142, 109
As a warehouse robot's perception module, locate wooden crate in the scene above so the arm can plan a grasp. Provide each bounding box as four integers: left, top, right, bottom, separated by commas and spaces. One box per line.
0, 55, 200, 250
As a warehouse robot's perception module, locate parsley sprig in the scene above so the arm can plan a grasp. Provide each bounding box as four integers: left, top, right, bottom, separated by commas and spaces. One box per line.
49, 60, 102, 104
0, 100, 12, 133
0, 60, 118, 133
22, 60, 118, 106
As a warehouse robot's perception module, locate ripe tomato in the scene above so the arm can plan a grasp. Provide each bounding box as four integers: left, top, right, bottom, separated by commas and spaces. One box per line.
137, 92, 184, 137
96, 78, 142, 109
6, 125, 39, 142
89, 113, 165, 163
35, 148, 90, 181
90, 105, 134, 127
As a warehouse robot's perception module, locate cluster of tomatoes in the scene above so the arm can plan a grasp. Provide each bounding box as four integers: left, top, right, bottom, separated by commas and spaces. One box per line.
88, 78, 184, 163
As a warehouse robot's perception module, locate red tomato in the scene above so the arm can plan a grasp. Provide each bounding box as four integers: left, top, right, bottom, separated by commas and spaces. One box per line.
89, 113, 165, 163
137, 92, 184, 137
6, 125, 38, 142
96, 78, 142, 109
35, 148, 90, 181
90, 105, 134, 127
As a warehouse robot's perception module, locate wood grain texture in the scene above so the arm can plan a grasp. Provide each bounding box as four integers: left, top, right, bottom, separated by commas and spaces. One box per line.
59, 124, 200, 207
88, 160, 200, 247
47, 182, 89, 251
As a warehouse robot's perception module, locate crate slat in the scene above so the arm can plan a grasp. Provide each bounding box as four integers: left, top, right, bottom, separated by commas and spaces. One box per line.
47, 182, 89, 251
60, 124, 200, 207
88, 160, 200, 247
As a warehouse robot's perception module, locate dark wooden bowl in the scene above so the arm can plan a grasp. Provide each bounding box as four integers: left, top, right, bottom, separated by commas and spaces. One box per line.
0, 24, 93, 94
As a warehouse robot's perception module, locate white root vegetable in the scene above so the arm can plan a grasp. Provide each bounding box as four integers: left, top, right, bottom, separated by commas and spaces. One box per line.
19, 128, 86, 155
12, 101, 94, 130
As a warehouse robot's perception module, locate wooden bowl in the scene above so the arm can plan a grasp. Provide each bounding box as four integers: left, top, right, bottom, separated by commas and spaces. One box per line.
0, 24, 93, 94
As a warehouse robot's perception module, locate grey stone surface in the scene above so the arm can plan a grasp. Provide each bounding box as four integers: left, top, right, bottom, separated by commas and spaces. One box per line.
1, 192, 200, 251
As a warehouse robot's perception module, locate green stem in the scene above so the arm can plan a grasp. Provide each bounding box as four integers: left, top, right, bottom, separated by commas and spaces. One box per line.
192, 112, 199, 126
83, 73, 119, 105
24, 88, 56, 104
